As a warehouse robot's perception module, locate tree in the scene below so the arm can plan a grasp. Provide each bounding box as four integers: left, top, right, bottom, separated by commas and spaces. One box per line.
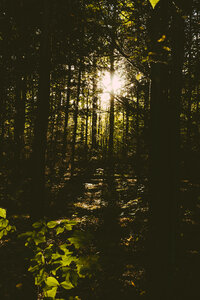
147, 0, 188, 299
31, 0, 51, 219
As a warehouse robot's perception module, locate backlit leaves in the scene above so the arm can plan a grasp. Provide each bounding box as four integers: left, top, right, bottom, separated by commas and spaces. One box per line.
46, 276, 60, 287
149, 0, 160, 9
0, 208, 6, 219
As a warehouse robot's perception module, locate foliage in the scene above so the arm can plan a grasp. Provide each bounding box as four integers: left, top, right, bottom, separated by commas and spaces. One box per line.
19, 218, 100, 299
0, 208, 16, 239
148, 0, 160, 9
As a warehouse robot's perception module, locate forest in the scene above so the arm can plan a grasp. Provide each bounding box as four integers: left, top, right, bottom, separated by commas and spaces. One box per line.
0, 0, 200, 299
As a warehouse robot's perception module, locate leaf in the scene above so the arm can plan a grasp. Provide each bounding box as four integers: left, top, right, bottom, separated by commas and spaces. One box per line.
46, 277, 59, 287
0, 208, 6, 219
149, 0, 160, 9
70, 271, 78, 286
47, 221, 58, 228
61, 255, 75, 267
0, 218, 9, 229
163, 46, 171, 52
35, 269, 46, 285
64, 224, 72, 231
131, 281, 136, 287
45, 286, 58, 298
28, 264, 40, 273
60, 281, 74, 290
56, 227, 64, 235
157, 35, 166, 42
6, 225, 12, 231
136, 73, 142, 81
18, 231, 33, 238
0, 229, 7, 239
32, 221, 43, 229
68, 230, 91, 249
34, 234, 46, 245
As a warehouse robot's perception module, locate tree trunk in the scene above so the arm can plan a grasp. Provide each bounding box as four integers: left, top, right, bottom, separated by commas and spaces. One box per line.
62, 61, 72, 159
14, 73, 26, 163
186, 13, 192, 150
92, 57, 98, 150
85, 90, 89, 158
148, 1, 173, 299
108, 49, 115, 160
31, 0, 51, 220
70, 62, 82, 176
148, 2, 185, 299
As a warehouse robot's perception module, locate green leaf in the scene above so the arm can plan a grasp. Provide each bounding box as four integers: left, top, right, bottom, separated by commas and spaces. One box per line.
0, 208, 6, 219
46, 277, 59, 287
0, 229, 8, 239
28, 264, 40, 273
149, 0, 160, 9
0, 218, 9, 228
35, 269, 46, 285
45, 286, 57, 298
34, 234, 46, 245
64, 224, 72, 231
52, 253, 61, 260
70, 271, 78, 286
56, 227, 64, 235
60, 280, 74, 290
68, 230, 91, 249
6, 225, 12, 231
47, 221, 58, 228
32, 221, 43, 229
61, 255, 75, 267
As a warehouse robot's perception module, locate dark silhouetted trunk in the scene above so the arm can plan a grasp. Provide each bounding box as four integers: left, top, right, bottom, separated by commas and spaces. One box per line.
136, 82, 140, 175
0, 72, 5, 159
14, 73, 26, 163
85, 89, 89, 157
186, 13, 192, 149
70, 62, 82, 176
31, 0, 51, 220
92, 57, 98, 149
62, 61, 72, 159
148, 2, 185, 299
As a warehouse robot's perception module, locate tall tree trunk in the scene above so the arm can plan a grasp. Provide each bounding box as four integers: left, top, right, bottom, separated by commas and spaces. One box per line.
14, 73, 26, 163
125, 100, 129, 157
148, 2, 185, 299
148, 2, 173, 299
31, 0, 51, 220
135, 82, 140, 176
0, 71, 5, 160
70, 62, 82, 176
62, 61, 72, 159
85, 90, 89, 158
53, 89, 62, 164
186, 13, 192, 150
108, 49, 115, 160
92, 56, 98, 150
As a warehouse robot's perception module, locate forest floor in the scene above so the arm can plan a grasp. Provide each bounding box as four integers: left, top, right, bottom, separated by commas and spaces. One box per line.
0, 160, 200, 299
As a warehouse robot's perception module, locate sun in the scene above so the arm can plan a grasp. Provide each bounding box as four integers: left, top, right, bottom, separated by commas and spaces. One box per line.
101, 72, 123, 93
100, 71, 124, 109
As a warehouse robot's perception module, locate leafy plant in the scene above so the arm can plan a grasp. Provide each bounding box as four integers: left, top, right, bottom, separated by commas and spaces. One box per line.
19, 218, 99, 300
0, 207, 16, 239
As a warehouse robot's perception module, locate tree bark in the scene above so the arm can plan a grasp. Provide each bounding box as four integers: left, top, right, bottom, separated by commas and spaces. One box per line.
62, 60, 72, 159
148, 2, 185, 299
31, 0, 51, 220
70, 62, 82, 176
92, 56, 98, 150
